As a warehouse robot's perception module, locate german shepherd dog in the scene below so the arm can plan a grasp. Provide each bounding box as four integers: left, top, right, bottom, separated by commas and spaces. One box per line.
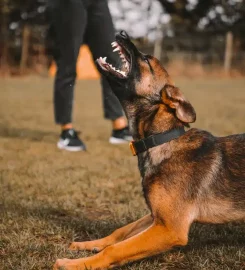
54, 31, 245, 270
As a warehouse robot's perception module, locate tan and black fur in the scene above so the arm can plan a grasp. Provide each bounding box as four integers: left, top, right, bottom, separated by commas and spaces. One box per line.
54, 31, 245, 270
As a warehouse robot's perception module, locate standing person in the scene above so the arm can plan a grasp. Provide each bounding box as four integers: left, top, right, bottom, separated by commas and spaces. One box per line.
47, 0, 131, 151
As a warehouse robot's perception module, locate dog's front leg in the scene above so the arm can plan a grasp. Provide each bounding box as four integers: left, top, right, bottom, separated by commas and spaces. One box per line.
54, 221, 189, 270
69, 214, 152, 252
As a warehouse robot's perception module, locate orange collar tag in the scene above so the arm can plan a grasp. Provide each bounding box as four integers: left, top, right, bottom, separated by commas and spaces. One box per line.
129, 141, 137, 156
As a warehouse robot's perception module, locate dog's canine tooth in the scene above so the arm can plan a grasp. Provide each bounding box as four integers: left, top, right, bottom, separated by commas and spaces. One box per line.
110, 64, 116, 71
111, 41, 117, 47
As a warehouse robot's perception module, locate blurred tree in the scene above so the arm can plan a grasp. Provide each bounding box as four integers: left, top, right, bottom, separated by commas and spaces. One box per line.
157, 0, 213, 32
0, 0, 13, 71
0, 0, 47, 72
157, 0, 245, 34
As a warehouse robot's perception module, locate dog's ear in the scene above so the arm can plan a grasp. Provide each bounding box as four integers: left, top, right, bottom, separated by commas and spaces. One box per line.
161, 85, 196, 123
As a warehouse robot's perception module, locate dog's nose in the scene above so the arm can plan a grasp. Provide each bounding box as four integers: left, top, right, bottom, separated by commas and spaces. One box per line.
120, 30, 129, 39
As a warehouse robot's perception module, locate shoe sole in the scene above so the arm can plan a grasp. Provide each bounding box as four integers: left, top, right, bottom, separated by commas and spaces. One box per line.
109, 136, 132, 144
57, 141, 85, 152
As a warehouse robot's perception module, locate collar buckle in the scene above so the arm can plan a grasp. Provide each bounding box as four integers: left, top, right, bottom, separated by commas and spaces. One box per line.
129, 141, 137, 156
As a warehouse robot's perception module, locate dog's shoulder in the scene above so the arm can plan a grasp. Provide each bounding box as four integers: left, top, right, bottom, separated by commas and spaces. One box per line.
183, 128, 215, 142
173, 128, 217, 157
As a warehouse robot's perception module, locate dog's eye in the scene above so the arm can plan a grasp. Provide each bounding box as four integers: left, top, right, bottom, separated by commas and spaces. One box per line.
143, 56, 150, 66
142, 55, 154, 74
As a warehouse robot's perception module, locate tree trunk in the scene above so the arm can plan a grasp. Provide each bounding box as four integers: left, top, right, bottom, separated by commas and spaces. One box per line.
224, 31, 233, 74
20, 24, 31, 74
153, 24, 163, 60
0, 1, 10, 74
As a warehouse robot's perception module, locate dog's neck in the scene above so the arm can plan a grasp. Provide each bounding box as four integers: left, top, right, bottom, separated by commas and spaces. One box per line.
129, 105, 185, 141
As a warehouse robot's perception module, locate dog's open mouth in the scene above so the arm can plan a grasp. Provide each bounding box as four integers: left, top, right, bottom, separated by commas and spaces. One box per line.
97, 41, 131, 79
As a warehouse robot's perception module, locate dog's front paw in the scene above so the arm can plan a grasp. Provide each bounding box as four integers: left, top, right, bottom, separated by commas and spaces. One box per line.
53, 258, 70, 270
69, 241, 101, 252
53, 258, 86, 270
69, 242, 86, 251
53, 257, 102, 270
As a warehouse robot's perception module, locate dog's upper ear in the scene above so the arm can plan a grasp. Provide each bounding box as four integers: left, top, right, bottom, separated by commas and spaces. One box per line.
161, 84, 196, 123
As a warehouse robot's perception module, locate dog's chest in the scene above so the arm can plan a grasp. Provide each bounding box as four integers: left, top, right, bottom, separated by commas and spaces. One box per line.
138, 145, 171, 178
138, 146, 172, 207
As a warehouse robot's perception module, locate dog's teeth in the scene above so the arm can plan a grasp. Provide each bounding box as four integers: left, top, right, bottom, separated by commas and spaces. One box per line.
110, 64, 116, 71
99, 50, 129, 77
111, 42, 118, 48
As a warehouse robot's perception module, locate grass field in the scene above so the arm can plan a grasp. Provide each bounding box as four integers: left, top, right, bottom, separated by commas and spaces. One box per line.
1, 76, 245, 270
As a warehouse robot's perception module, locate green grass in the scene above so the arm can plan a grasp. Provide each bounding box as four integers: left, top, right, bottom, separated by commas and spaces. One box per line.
1, 76, 245, 269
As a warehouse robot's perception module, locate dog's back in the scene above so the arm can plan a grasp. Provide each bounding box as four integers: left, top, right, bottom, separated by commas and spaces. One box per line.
181, 130, 245, 224
215, 133, 245, 209
218, 133, 245, 181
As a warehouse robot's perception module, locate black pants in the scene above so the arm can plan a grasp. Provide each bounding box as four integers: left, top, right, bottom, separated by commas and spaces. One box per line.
47, 0, 124, 124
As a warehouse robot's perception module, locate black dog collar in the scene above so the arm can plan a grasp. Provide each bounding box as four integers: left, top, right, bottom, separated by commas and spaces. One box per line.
129, 127, 185, 156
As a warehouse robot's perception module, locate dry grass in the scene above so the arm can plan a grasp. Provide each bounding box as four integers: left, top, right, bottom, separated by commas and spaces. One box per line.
1, 76, 245, 270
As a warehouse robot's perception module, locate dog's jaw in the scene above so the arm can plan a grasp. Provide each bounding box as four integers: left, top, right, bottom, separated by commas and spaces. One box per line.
97, 41, 131, 79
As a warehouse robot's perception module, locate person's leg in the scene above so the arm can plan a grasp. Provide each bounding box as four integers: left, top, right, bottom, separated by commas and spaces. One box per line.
47, 0, 87, 150
84, 0, 131, 140
49, 0, 87, 126
101, 77, 126, 129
